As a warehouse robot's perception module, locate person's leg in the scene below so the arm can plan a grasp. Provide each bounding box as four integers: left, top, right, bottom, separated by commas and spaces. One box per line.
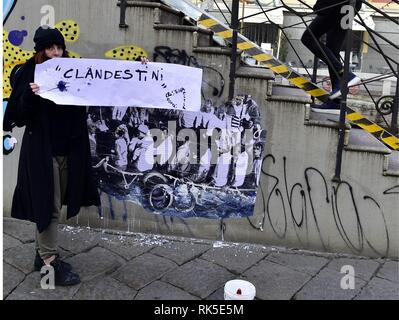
35, 157, 63, 262
35, 156, 79, 286
57, 156, 68, 206
325, 20, 361, 99
301, 15, 344, 77
308, 21, 345, 113
325, 22, 346, 92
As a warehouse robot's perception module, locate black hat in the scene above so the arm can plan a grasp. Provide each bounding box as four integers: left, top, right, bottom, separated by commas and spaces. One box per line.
33, 26, 66, 52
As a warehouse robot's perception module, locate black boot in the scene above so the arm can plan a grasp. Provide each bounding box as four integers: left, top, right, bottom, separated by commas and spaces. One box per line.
34, 251, 72, 272
41, 256, 81, 286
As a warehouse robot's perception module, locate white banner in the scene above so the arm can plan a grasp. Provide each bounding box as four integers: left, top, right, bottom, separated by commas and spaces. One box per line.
35, 58, 202, 111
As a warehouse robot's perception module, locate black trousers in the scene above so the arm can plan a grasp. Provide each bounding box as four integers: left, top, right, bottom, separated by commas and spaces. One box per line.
301, 14, 347, 89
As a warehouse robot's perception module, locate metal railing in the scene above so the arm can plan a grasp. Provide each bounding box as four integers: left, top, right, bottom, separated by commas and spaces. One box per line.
205, 0, 398, 180
205, 0, 398, 126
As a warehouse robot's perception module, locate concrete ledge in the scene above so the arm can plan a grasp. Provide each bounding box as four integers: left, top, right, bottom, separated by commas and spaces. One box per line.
306, 110, 351, 130
267, 95, 312, 104
305, 120, 351, 130
118, 0, 184, 17
345, 145, 392, 155
193, 46, 240, 56
268, 85, 313, 104
345, 128, 392, 155
383, 170, 399, 177
154, 24, 213, 35
236, 66, 275, 81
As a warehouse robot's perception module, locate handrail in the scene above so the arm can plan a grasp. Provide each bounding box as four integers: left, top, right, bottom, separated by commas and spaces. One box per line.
213, 0, 231, 25
362, 0, 399, 24
228, 0, 240, 100
255, 1, 314, 80
334, 0, 357, 181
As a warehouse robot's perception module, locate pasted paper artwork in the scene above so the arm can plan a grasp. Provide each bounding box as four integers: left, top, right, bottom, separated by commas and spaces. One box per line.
88, 95, 266, 219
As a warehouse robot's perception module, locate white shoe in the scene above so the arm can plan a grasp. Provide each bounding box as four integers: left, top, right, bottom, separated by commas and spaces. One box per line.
329, 73, 361, 100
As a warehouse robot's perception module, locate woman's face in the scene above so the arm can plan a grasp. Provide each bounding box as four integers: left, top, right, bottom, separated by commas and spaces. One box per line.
254, 145, 262, 158
45, 44, 64, 58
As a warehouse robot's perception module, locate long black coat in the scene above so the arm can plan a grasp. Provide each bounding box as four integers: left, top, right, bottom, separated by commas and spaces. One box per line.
4, 58, 100, 233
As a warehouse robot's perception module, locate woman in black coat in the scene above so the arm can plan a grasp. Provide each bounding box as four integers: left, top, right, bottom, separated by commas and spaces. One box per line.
3, 26, 100, 286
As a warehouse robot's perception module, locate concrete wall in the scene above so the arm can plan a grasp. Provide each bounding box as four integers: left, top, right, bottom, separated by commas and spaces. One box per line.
3, 0, 399, 258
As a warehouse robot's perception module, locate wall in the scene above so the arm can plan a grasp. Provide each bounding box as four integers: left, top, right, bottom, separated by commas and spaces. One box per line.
3, 0, 399, 258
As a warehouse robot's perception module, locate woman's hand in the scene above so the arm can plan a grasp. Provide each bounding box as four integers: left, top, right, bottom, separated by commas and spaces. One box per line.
140, 56, 149, 64
29, 83, 40, 94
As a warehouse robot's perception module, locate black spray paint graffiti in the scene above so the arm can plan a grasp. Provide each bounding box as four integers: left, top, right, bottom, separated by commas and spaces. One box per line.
383, 185, 399, 195
153, 46, 225, 101
246, 155, 392, 257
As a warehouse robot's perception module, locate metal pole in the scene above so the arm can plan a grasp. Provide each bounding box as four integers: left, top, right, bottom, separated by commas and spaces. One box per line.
391, 64, 399, 135
311, 56, 319, 104
276, 28, 282, 60
333, 0, 356, 182
228, 0, 240, 101
240, 0, 246, 33
119, 0, 128, 28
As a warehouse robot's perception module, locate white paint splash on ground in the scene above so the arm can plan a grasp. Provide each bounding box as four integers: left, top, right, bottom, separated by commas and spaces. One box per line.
59, 224, 273, 252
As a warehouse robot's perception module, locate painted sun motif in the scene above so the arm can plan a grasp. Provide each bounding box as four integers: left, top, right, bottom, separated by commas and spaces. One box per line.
105, 45, 148, 61
3, 30, 34, 98
55, 19, 80, 43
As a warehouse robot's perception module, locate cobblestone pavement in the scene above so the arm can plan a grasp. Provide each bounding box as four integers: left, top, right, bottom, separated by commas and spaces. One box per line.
3, 217, 399, 300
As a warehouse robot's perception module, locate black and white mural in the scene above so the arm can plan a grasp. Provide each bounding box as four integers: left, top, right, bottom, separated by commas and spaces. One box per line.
88, 94, 266, 219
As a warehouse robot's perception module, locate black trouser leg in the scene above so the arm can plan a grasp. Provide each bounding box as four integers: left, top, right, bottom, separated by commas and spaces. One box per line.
326, 25, 347, 90
301, 14, 347, 85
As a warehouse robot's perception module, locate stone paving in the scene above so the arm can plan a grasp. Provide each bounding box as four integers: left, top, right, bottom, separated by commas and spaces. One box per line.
3, 217, 399, 300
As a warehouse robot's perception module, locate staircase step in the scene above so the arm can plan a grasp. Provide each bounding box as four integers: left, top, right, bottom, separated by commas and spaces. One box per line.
309, 110, 340, 123
192, 47, 241, 74
118, 0, 187, 27
119, 0, 184, 16
193, 46, 238, 55
154, 24, 213, 47
306, 106, 353, 132
307, 109, 346, 129
269, 85, 312, 104
346, 128, 391, 154
154, 24, 212, 34
236, 65, 275, 81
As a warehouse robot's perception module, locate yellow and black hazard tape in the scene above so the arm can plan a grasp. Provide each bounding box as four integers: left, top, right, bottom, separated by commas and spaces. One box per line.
198, 14, 331, 102
346, 108, 399, 150
198, 13, 399, 150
